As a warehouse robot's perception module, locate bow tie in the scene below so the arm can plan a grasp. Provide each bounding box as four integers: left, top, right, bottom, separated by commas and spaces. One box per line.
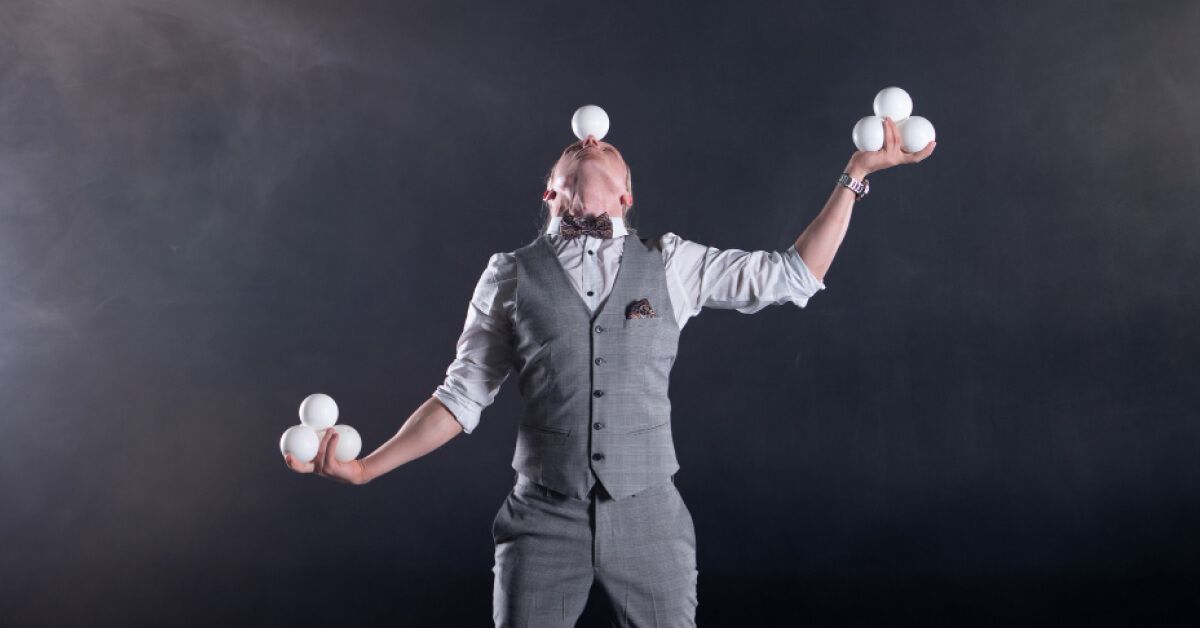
559, 212, 613, 240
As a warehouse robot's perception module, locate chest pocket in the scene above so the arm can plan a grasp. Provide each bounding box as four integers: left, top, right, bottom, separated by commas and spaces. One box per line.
622, 316, 664, 329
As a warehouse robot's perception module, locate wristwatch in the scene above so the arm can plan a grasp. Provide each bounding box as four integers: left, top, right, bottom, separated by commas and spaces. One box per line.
837, 172, 870, 200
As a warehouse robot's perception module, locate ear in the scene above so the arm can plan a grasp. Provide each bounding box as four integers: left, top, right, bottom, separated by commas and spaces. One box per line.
619, 192, 633, 208
542, 189, 557, 201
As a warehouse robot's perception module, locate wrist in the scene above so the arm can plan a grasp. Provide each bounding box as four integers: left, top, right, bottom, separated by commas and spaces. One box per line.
844, 162, 870, 181
836, 169, 870, 201
356, 458, 373, 485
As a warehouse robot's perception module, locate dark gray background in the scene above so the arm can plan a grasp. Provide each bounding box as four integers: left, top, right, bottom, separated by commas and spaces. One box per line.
2, 0, 1198, 625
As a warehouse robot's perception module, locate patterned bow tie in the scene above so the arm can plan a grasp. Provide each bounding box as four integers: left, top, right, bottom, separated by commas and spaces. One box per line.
559, 211, 613, 240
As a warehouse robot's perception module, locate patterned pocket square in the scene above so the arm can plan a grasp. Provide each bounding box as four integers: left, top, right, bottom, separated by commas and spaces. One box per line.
625, 298, 658, 319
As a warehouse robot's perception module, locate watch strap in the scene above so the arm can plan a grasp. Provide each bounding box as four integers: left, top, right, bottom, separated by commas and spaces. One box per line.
837, 172, 869, 200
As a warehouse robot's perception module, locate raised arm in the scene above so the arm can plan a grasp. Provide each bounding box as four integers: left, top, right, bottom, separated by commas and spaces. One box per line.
791, 158, 861, 283
666, 116, 936, 324
797, 115, 936, 279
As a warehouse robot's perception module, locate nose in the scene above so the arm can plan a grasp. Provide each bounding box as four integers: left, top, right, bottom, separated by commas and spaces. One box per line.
582, 135, 599, 147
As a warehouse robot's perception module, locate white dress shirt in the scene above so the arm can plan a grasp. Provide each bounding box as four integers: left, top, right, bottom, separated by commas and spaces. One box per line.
433, 216, 827, 433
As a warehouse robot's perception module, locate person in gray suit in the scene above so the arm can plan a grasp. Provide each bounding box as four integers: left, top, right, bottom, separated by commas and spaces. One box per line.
284, 116, 935, 626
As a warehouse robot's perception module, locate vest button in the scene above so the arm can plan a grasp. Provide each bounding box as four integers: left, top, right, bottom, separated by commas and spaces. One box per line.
592, 389, 604, 398
594, 325, 604, 334
594, 357, 605, 366
593, 422, 605, 430
592, 453, 605, 461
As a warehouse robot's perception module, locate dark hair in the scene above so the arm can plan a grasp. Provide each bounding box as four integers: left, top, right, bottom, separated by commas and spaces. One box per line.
536, 161, 636, 235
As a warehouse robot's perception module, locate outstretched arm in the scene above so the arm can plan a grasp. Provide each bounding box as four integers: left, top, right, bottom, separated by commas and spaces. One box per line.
283, 396, 463, 484
357, 396, 463, 482
283, 253, 516, 483
797, 116, 936, 280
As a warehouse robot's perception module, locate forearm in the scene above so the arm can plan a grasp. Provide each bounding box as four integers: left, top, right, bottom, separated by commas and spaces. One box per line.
358, 395, 463, 483
792, 158, 867, 282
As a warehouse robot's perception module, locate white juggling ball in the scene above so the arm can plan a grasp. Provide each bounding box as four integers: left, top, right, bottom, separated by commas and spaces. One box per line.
898, 116, 936, 153
852, 116, 886, 151
571, 105, 610, 141
299, 393, 338, 430
331, 425, 362, 461
873, 87, 913, 123
280, 425, 320, 463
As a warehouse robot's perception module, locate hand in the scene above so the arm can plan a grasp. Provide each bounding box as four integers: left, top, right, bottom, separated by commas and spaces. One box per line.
283, 429, 370, 485
847, 116, 936, 177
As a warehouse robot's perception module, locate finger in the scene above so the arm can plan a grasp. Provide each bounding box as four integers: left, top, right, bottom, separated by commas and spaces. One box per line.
883, 117, 896, 152
313, 429, 332, 474
322, 431, 340, 473
284, 453, 315, 474
909, 140, 936, 163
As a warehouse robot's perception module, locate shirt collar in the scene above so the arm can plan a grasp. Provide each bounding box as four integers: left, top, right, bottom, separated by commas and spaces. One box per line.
545, 214, 628, 238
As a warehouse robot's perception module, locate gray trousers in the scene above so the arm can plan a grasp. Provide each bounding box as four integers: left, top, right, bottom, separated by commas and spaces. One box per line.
491, 474, 699, 627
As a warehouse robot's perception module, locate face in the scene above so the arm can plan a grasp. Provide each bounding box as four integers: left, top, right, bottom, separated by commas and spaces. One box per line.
545, 135, 632, 218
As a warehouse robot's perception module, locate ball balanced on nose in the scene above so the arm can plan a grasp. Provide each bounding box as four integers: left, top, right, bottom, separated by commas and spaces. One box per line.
571, 105, 609, 141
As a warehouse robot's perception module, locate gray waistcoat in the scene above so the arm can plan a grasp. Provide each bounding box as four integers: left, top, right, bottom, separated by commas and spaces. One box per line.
508, 229, 681, 500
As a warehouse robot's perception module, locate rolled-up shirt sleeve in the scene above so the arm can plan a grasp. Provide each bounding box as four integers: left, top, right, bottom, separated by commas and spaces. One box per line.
432, 253, 516, 434
780, 242, 827, 308
664, 232, 826, 320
